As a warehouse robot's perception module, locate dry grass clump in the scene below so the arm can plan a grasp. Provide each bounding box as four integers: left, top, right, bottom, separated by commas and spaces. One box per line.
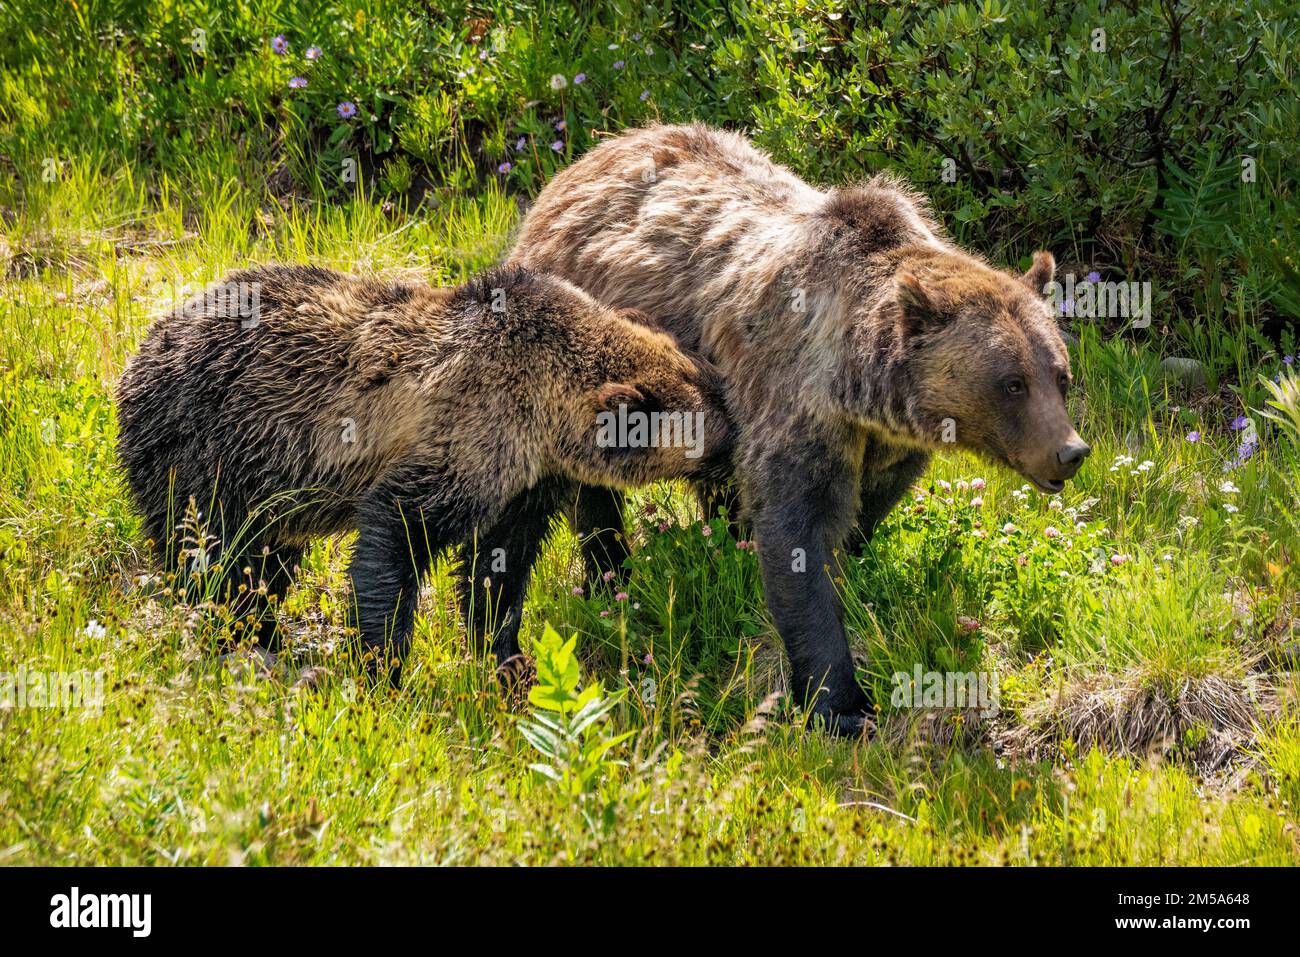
1002, 668, 1277, 774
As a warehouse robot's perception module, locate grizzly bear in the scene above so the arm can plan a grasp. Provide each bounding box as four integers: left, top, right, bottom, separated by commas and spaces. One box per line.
116, 264, 733, 681
510, 123, 1089, 735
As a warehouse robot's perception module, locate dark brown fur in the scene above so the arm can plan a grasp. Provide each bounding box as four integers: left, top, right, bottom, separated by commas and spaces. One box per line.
116, 264, 732, 679
510, 123, 1088, 733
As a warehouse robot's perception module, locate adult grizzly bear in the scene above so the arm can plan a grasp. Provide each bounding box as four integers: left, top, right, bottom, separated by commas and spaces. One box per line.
117, 265, 732, 681
510, 123, 1089, 735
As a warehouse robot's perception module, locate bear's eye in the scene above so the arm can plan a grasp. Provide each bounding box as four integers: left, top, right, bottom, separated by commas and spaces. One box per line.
1004, 377, 1026, 396
1058, 372, 1070, 395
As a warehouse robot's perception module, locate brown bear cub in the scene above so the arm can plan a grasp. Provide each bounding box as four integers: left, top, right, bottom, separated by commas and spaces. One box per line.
511, 123, 1089, 735
116, 265, 732, 681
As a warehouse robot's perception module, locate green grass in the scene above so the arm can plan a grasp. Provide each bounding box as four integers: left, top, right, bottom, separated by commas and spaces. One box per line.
2, 0, 1298, 866
2, 160, 1299, 865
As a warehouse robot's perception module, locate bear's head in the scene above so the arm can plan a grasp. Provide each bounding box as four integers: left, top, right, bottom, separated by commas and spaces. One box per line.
578, 309, 735, 489
894, 250, 1089, 493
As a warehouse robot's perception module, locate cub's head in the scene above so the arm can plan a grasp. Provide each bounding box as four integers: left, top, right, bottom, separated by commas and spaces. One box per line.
895, 250, 1089, 493
575, 308, 734, 489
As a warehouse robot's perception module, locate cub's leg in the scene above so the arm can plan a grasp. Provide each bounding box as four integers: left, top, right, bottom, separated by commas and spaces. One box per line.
856, 443, 931, 542
568, 485, 630, 586
227, 543, 304, 652
459, 478, 573, 686
350, 465, 492, 685
745, 424, 871, 736
211, 543, 297, 649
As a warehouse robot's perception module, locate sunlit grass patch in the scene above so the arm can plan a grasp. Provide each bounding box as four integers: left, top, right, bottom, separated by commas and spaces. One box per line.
2, 131, 1299, 864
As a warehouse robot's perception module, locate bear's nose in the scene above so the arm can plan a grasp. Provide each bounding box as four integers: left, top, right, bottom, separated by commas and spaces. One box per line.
1056, 438, 1091, 468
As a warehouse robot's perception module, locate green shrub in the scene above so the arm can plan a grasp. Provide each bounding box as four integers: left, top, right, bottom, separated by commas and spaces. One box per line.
1, 1, 1296, 357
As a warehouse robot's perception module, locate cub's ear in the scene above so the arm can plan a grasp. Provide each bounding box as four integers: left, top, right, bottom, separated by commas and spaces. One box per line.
594, 382, 649, 412
895, 272, 939, 336
1021, 250, 1055, 295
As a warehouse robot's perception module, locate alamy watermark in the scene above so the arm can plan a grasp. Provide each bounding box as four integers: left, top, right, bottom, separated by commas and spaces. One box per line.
596, 402, 707, 459
1044, 272, 1151, 328
50, 887, 151, 937
891, 665, 999, 718
1, 668, 104, 713
178, 279, 262, 327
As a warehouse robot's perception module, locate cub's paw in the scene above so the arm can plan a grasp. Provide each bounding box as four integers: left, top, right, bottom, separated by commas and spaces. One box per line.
496, 653, 536, 702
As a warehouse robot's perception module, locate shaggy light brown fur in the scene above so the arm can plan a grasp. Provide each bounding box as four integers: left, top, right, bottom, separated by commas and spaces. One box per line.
510, 123, 1088, 733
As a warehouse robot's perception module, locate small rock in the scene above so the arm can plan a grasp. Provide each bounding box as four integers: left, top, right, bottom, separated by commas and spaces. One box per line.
1158, 356, 1207, 390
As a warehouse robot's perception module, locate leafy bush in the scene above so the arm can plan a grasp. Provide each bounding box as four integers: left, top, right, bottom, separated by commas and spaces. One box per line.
3, 2, 1295, 314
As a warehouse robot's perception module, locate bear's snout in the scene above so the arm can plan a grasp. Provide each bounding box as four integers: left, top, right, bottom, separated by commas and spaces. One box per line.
1055, 436, 1091, 472
1018, 429, 1089, 495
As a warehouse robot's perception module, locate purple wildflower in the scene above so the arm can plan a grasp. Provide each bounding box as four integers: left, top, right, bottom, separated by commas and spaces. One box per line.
515, 136, 527, 152
550, 140, 564, 152
498, 162, 512, 174
613, 59, 625, 70
305, 45, 322, 60
1186, 430, 1201, 443
1085, 270, 1101, 283
574, 72, 587, 85
1284, 355, 1295, 366
1060, 298, 1075, 316
554, 119, 566, 131
337, 101, 357, 118
639, 89, 650, 101
271, 35, 289, 55
1230, 415, 1250, 432
288, 76, 307, 89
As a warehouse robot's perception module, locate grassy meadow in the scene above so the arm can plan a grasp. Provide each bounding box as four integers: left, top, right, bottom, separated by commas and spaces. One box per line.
2, 1, 1299, 865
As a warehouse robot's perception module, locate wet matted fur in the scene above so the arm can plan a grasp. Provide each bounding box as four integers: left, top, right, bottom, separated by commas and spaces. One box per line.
116, 264, 732, 680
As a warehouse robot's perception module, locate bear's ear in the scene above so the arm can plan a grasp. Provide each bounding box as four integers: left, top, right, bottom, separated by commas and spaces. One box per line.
1021, 251, 1055, 296
896, 272, 939, 337
594, 382, 651, 412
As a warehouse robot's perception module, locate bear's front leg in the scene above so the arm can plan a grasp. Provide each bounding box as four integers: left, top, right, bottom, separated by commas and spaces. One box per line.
460, 478, 573, 686
566, 485, 630, 587
857, 441, 931, 542
747, 425, 871, 735
348, 517, 435, 686
350, 463, 488, 686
